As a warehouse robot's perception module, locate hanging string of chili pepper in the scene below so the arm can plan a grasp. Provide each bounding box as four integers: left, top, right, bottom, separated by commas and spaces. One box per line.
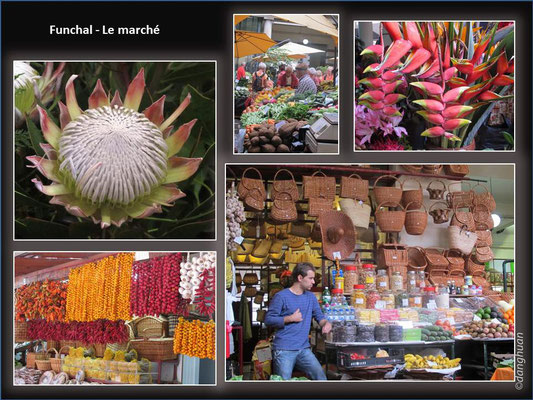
130, 253, 188, 317
15, 279, 67, 322
26, 319, 129, 344
193, 267, 215, 317
66, 253, 134, 322
173, 318, 215, 360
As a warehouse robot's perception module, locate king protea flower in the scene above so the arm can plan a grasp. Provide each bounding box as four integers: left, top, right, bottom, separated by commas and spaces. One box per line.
27, 68, 202, 228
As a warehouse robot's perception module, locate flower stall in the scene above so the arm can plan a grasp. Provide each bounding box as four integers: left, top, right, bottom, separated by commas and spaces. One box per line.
355, 21, 514, 150
14, 251, 215, 385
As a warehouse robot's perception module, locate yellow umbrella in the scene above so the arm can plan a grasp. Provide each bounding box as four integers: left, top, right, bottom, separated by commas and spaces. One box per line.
235, 30, 277, 58
234, 15, 249, 26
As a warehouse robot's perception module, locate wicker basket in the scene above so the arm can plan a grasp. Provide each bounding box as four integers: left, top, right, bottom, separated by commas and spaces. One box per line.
402, 165, 423, 173
429, 269, 450, 286
308, 197, 333, 217
134, 316, 169, 339
447, 182, 473, 209
48, 348, 61, 373
26, 344, 47, 369
444, 250, 465, 272
373, 175, 403, 206
272, 169, 299, 201
472, 272, 490, 291
472, 183, 497, 212
401, 179, 423, 210
375, 203, 406, 233
35, 348, 56, 372
474, 245, 494, 263
14, 320, 28, 343
404, 203, 428, 235
426, 180, 446, 200
450, 207, 475, 232
303, 171, 336, 200
449, 270, 466, 287
423, 248, 449, 272
422, 165, 443, 174
429, 201, 451, 224
466, 255, 486, 275
243, 272, 259, 285
476, 230, 493, 247
129, 338, 176, 362
168, 315, 180, 337
377, 243, 408, 269
93, 342, 107, 357
340, 174, 369, 201
407, 247, 427, 271
59, 340, 80, 349
472, 203, 494, 230
445, 165, 469, 177
271, 192, 298, 223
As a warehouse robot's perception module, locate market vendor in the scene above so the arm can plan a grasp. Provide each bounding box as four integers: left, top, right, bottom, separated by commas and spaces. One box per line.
265, 262, 332, 380
294, 63, 317, 95
277, 65, 299, 88
251, 62, 269, 93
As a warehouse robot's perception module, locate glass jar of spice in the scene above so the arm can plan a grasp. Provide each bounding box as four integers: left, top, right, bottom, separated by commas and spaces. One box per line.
360, 264, 376, 291
423, 286, 437, 309
376, 269, 390, 293
366, 289, 381, 309
395, 290, 409, 308
343, 265, 358, 296
417, 271, 426, 289
351, 285, 366, 309
381, 290, 395, 309
435, 284, 449, 309
390, 271, 403, 291
409, 288, 423, 308
407, 271, 417, 292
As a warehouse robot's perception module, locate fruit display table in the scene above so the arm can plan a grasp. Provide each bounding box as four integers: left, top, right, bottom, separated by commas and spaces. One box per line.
323, 340, 456, 377
472, 338, 514, 380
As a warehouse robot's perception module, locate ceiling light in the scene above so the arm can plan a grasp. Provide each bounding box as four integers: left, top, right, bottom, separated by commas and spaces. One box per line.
303, 39, 309, 45
491, 214, 501, 228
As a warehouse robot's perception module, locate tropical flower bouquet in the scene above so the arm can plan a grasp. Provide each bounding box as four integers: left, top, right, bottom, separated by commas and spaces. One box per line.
15, 62, 215, 239
355, 21, 514, 150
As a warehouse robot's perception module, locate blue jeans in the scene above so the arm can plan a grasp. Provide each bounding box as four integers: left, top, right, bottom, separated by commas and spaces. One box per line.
272, 348, 327, 380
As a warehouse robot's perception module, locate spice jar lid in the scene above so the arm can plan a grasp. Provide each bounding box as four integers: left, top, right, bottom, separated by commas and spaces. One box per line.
344, 265, 357, 271
362, 264, 375, 269
353, 284, 365, 289
331, 289, 343, 294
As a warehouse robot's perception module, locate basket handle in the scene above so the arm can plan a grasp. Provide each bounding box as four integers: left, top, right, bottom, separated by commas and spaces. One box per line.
374, 174, 403, 190
426, 179, 446, 191
402, 178, 422, 190
471, 183, 489, 194
448, 181, 472, 192
472, 203, 491, 222
376, 202, 405, 212
405, 201, 427, 213
311, 170, 327, 178
47, 348, 59, 359
58, 346, 70, 355
449, 270, 466, 277
429, 269, 449, 277
347, 173, 363, 180
273, 168, 296, 184
429, 201, 450, 212
242, 167, 263, 181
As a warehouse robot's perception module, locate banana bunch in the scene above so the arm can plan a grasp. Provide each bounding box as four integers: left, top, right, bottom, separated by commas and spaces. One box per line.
405, 354, 461, 370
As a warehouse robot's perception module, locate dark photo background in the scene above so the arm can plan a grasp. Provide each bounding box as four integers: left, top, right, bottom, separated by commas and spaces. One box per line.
2, 1, 532, 399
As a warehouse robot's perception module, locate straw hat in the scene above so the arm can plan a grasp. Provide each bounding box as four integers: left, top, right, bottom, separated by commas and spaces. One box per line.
319, 211, 356, 261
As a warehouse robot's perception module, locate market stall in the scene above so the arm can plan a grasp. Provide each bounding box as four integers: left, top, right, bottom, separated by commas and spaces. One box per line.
225, 164, 515, 381
14, 252, 215, 385
234, 14, 339, 154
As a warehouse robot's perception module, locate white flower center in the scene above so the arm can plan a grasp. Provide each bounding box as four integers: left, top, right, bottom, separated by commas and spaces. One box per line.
59, 105, 168, 205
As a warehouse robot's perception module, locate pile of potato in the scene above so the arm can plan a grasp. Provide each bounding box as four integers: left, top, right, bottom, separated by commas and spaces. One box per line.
244, 119, 307, 153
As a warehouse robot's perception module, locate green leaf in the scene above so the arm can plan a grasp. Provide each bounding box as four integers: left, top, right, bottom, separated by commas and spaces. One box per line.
19, 217, 69, 239
502, 131, 514, 146
25, 117, 45, 156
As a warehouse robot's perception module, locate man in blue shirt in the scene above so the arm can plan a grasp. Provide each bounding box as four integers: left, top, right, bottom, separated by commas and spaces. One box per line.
265, 263, 332, 380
